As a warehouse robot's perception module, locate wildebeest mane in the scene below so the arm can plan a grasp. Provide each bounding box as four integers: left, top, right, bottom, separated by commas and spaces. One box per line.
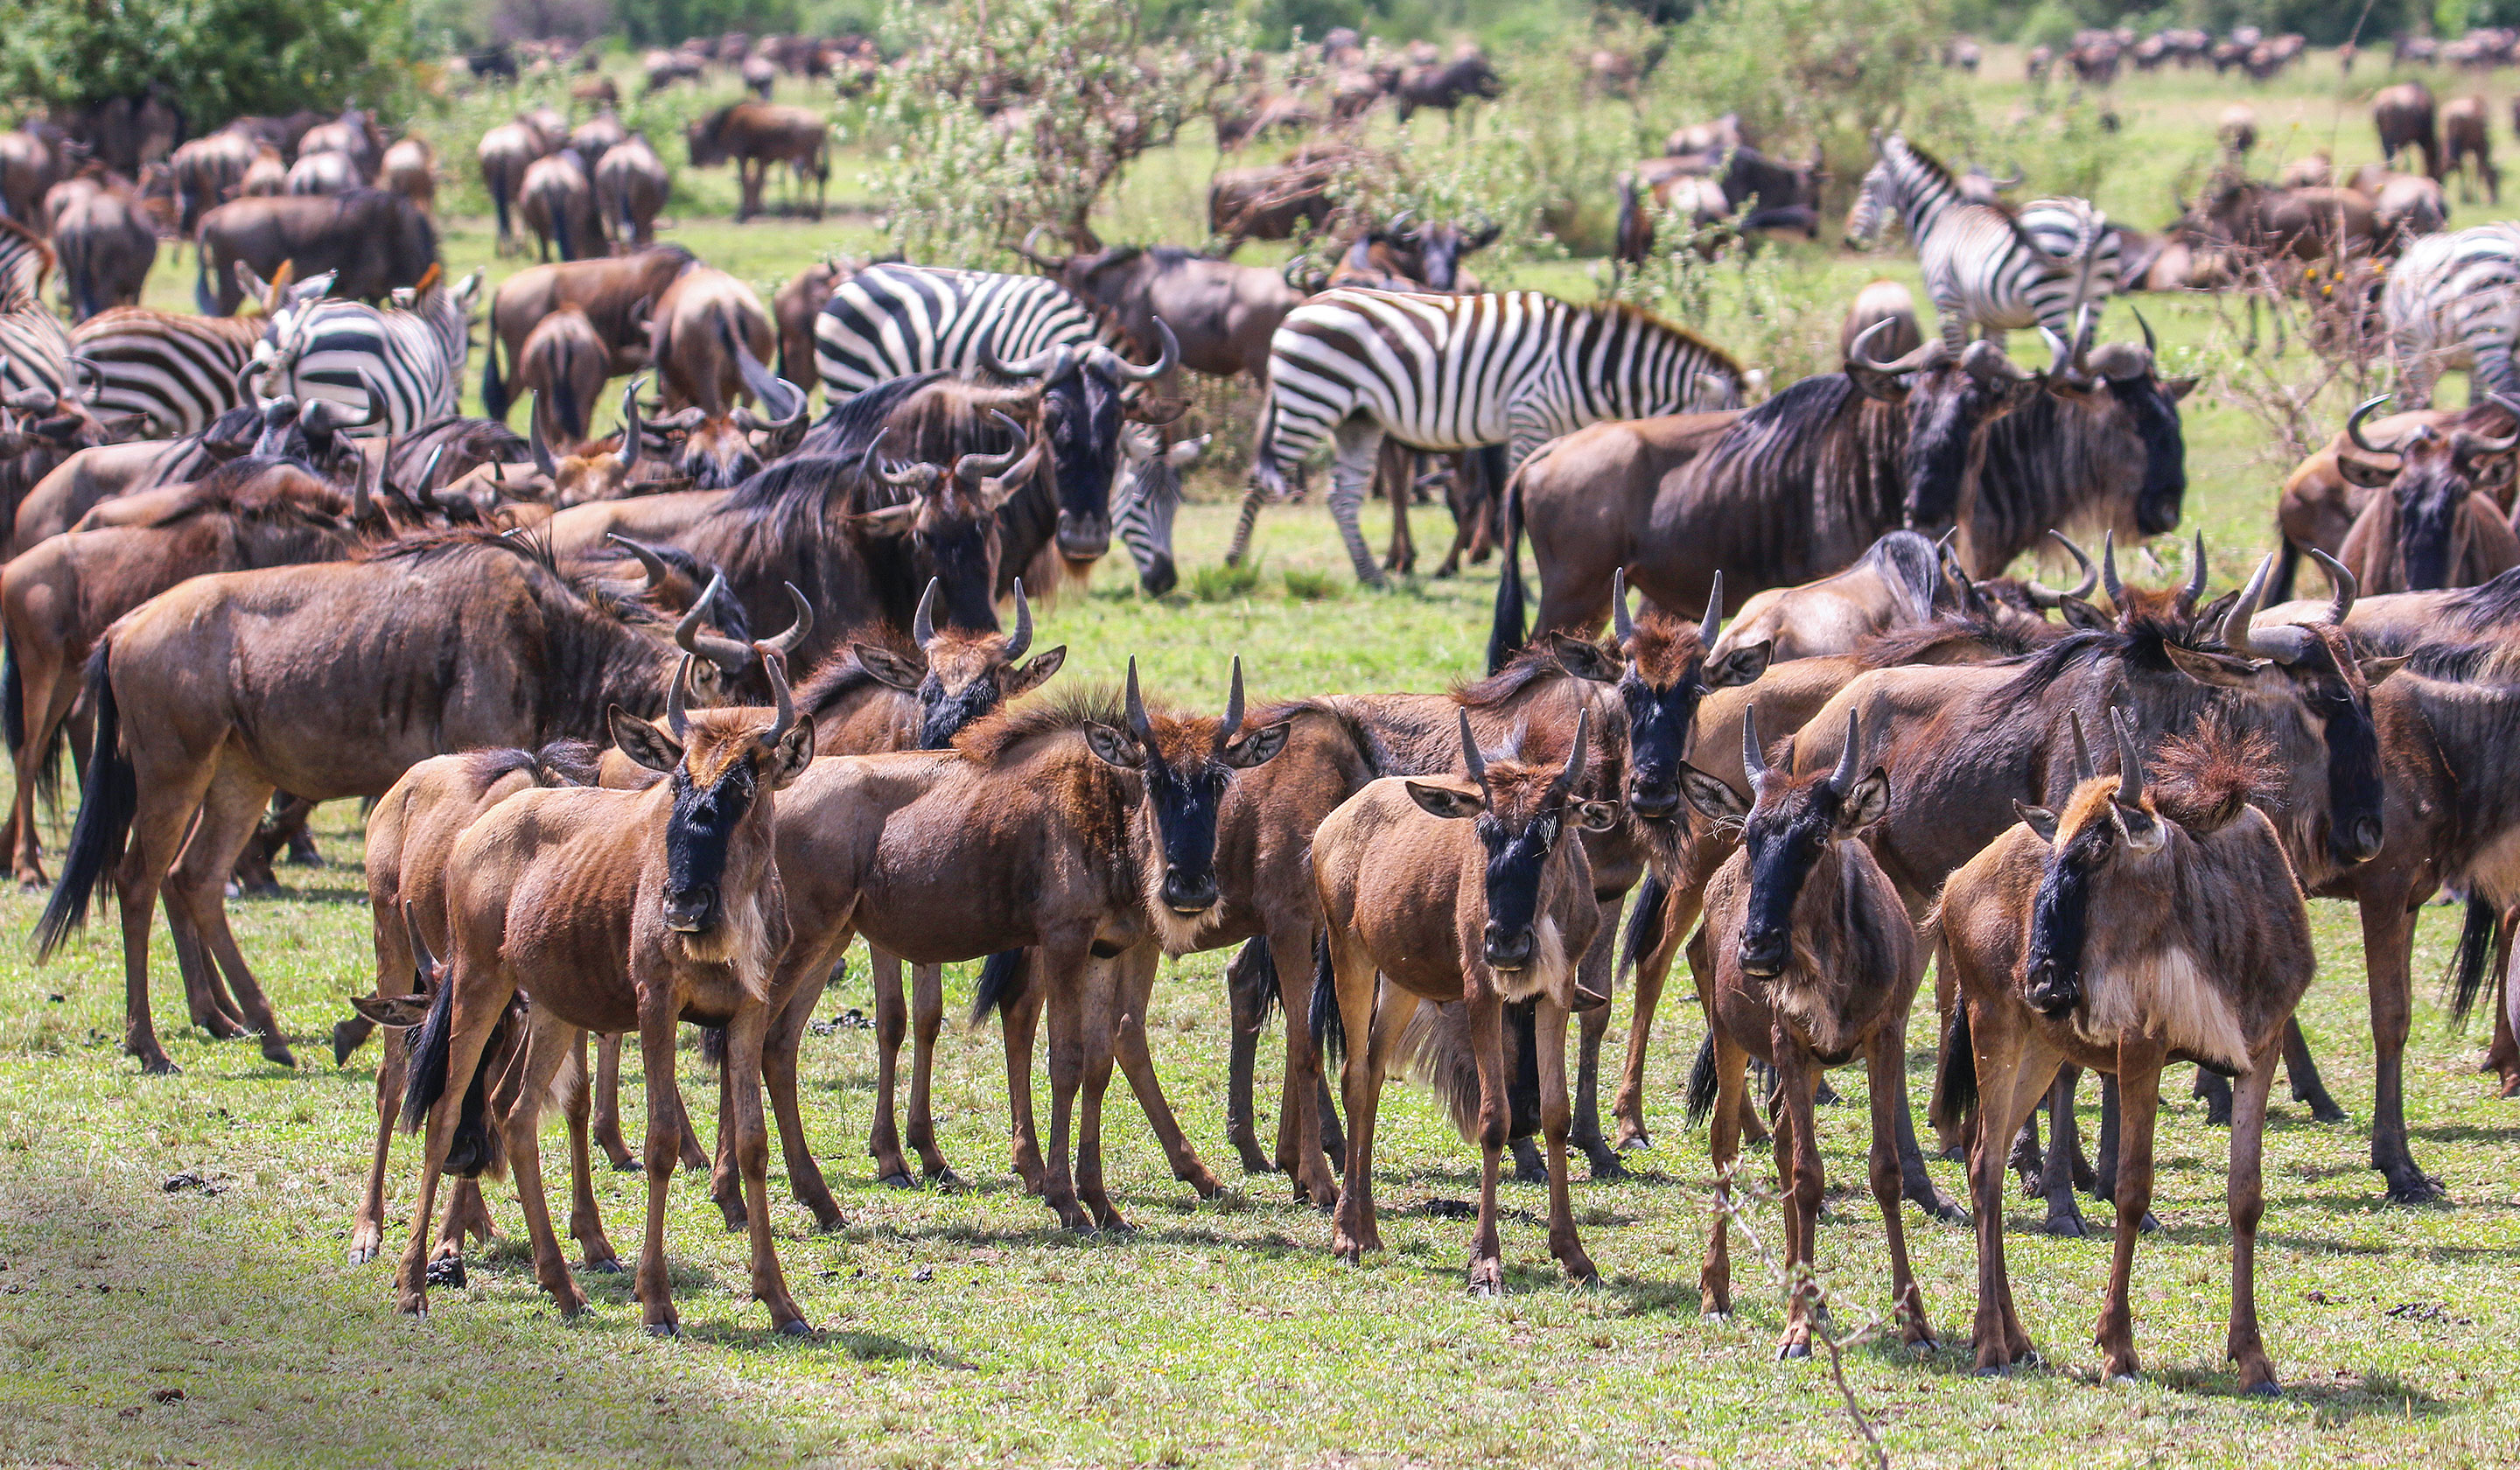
1250, 696, 1394, 778
2442, 564, 2520, 634
1994, 608, 2194, 699
955, 686, 1127, 765
793, 368, 955, 458
1852, 612, 2050, 667
1453, 645, 1582, 710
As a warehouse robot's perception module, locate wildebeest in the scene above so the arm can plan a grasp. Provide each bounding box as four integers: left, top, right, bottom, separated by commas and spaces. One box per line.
1206, 145, 1348, 252
594, 136, 669, 248
193, 190, 438, 314
569, 111, 628, 165
238, 145, 287, 199
1391, 45, 1503, 122
2172, 178, 2380, 262
642, 266, 797, 487
1935, 707, 2311, 1390
520, 150, 604, 262
1009, 233, 1302, 387
2376, 81, 2444, 179
1713, 528, 1960, 664
298, 108, 387, 183
480, 246, 694, 421
0, 128, 61, 224
2444, 95, 2500, 204
168, 130, 258, 233
478, 120, 551, 255
284, 151, 360, 196
380, 136, 435, 214
2330, 392, 2520, 593
46, 173, 155, 321
1680, 708, 1934, 1355
2217, 103, 2258, 157
686, 102, 828, 220
514, 308, 612, 453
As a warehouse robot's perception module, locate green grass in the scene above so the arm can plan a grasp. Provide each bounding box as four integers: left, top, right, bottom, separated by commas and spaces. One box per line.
7, 42, 2520, 1470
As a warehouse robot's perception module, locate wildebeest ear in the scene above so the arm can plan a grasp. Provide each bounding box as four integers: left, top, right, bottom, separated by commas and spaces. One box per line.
348, 992, 433, 1029
1846, 365, 1908, 403
2163, 374, 2200, 402
1404, 779, 1484, 820
2162, 641, 2262, 688
1575, 798, 1621, 832
1706, 640, 1771, 688
1083, 723, 1144, 770
2111, 800, 2166, 856
608, 703, 683, 772
1838, 769, 1890, 831
1004, 646, 1067, 698
767, 717, 816, 788
2335, 452, 2398, 490
2058, 595, 2111, 631
1677, 763, 1748, 822
2012, 800, 2060, 843
2358, 653, 2410, 686
1222, 720, 1291, 769
852, 642, 926, 691
1548, 633, 1619, 683
2188, 589, 2240, 637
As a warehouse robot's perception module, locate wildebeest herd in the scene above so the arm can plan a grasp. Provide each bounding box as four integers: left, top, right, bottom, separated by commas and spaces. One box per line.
3, 38, 2520, 1398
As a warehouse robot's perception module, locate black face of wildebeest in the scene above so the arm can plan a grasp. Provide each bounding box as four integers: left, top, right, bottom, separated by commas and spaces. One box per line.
661, 739, 757, 933
1085, 658, 1289, 917
612, 649, 812, 937
986, 326, 1179, 567
1408, 711, 1597, 973
1714, 711, 1887, 980
1555, 572, 1770, 826
2017, 710, 2166, 1016
2113, 372, 2191, 536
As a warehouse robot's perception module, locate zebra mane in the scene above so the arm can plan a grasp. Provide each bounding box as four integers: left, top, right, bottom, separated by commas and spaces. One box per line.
1569, 298, 1746, 378
1887, 132, 1958, 192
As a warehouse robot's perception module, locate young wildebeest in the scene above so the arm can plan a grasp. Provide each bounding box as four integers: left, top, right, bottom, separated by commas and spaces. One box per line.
2329, 392, 2520, 594
1936, 708, 2311, 1390
1312, 710, 1612, 1292
1679, 707, 1933, 1356
396, 654, 817, 1333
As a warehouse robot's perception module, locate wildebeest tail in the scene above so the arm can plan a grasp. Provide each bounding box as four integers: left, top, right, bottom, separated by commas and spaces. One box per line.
1229, 935, 1279, 1026
490, 168, 514, 242
2268, 537, 2302, 605
400, 952, 458, 1132
1309, 931, 1344, 1061
192, 235, 217, 314
1396, 998, 1480, 1140
1620, 872, 1668, 981
444, 1008, 510, 1180
1930, 1003, 1977, 1134
2447, 895, 2499, 1030
33, 643, 135, 959
1684, 1032, 1718, 1127
969, 948, 1028, 1026
58, 234, 94, 323
1, 632, 22, 755
481, 327, 508, 422
1486, 465, 1528, 676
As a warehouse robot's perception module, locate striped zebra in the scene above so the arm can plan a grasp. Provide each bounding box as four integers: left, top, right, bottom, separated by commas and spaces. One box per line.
2383, 223, 2520, 407
0, 217, 72, 406
1111, 424, 1206, 596
1844, 132, 2118, 354
68, 309, 266, 437
1237, 287, 1745, 585
811, 263, 1108, 393
250, 266, 483, 435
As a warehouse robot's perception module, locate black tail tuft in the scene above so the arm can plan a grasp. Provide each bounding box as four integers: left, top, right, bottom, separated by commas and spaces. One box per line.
1505, 999, 1540, 1141
33, 644, 134, 959
401, 962, 458, 1132
444, 1012, 508, 1180
2447, 896, 2498, 1031
481, 329, 508, 422
1228, 935, 1279, 1029
2268, 537, 2301, 606
1, 632, 22, 755
1309, 931, 1345, 1063
969, 948, 1028, 1027
1620, 872, 1668, 981
1930, 1004, 1978, 1135
1485, 474, 1527, 676
193, 239, 217, 314
1684, 1033, 1719, 1128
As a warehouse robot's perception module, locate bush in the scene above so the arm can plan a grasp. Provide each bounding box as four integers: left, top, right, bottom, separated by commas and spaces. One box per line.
0, 0, 417, 123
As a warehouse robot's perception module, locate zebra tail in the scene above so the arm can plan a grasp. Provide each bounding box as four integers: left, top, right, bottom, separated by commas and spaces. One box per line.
480, 329, 508, 423
491, 172, 513, 242
1485, 468, 1528, 676
1250, 394, 1290, 500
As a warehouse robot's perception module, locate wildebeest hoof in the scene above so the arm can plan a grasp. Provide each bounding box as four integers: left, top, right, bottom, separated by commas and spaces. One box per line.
927, 1167, 962, 1191
2110, 1372, 2138, 1387
2308, 1102, 2349, 1124
425, 1256, 466, 1289
878, 1172, 916, 1191
2138, 1211, 2161, 1233
1777, 1339, 1811, 1361
2245, 1377, 2282, 1396
586, 1256, 625, 1274
610, 1157, 641, 1173
1586, 1152, 1627, 1181
1974, 1364, 2006, 1378
1466, 1278, 1502, 1298
645, 1320, 678, 1338
1615, 1130, 1652, 1152
776, 1318, 814, 1338
259, 1038, 297, 1068
138, 1054, 180, 1076
2385, 1174, 2446, 1206
347, 1244, 376, 1267
2044, 1212, 2086, 1238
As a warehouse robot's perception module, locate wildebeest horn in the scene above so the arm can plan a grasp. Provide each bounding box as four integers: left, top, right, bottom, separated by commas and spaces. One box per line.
2346, 393, 2396, 456
1701, 570, 1724, 643
2026, 530, 2098, 606
1551, 707, 1590, 802
762, 650, 795, 746
1847, 315, 1938, 375
1611, 568, 1635, 641
675, 572, 753, 674
2467, 393, 2520, 455
416, 442, 447, 494
2221, 553, 2312, 664
2311, 546, 2357, 625
2099, 529, 2125, 611
3, 387, 56, 414
619, 380, 644, 469
2179, 529, 2208, 612
1110, 318, 1180, 382
982, 332, 1068, 380
951, 414, 1031, 481
1124, 657, 1153, 743
733, 337, 806, 427
606, 534, 675, 592
1741, 700, 1768, 788
528, 396, 560, 476
911, 578, 939, 647
1015, 227, 1070, 272
666, 654, 694, 739
2132, 304, 2157, 354
1218, 654, 1246, 750
2110, 705, 2145, 807
2067, 710, 2096, 784
878, 458, 941, 489
1828, 709, 1862, 795
1006, 579, 1032, 660
757, 582, 813, 656
402, 901, 438, 982
1457, 710, 1488, 794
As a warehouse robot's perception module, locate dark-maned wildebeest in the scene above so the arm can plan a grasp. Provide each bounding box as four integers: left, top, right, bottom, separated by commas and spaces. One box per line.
380, 136, 435, 214
29, 532, 794, 1074
193, 190, 438, 314
1391, 45, 1504, 122
594, 136, 669, 248
515, 308, 612, 453
2332, 392, 2520, 594
169, 130, 258, 234
1838, 278, 1924, 363
2172, 179, 2380, 262
642, 268, 805, 489
1009, 233, 1304, 388
478, 119, 556, 256
480, 246, 695, 421
1312, 710, 1608, 1291
569, 111, 628, 165
1680, 707, 1934, 1356
1935, 707, 2310, 1389
393, 652, 817, 1333
46, 174, 155, 321
1206, 146, 1348, 252
2376, 81, 2444, 180
520, 150, 604, 262
686, 102, 828, 221
0, 128, 61, 225
2444, 95, 2500, 204
2269, 402, 2503, 599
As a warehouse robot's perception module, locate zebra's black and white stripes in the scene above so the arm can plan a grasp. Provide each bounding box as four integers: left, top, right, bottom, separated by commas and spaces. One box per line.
1238, 287, 1744, 584
250, 270, 482, 435
1845, 132, 2118, 353
68, 309, 264, 437
0, 217, 70, 404
2384, 223, 2520, 407
812, 264, 1105, 394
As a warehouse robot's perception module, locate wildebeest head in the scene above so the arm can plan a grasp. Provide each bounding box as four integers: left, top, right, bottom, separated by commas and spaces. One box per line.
609, 650, 815, 948
1844, 322, 2040, 530
1360, 213, 1501, 291
531, 381, 654, 506
684, 106, 737, 167
1550, 570, 1769, 826
1406, 709, 1617, 973
2336, 390, 2520, 592
853, 578, 1066, 749
2014, 707, 2168, 1016
858, 418, 1046, 631
1677, 705, 1889, 979
2044, 309, 2195, 536
641, 332, 809, 489
984, 318, 1180, 566
1083, 657, 1289, 920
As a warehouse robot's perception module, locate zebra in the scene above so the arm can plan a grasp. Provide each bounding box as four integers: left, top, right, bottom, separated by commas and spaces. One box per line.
0, 217, 71, 406
249, 266, 482, 435
67, 308, 268, 437
2383, 222, 2520, 407
1111, 423, 1207, 597
1236, 287, 1745, 586
1844, 131, 2118, 356
811, 262, 1107, 394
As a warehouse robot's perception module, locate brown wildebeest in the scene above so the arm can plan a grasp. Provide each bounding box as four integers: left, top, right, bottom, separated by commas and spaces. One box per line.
2174, 179, 2380, 261
2443, 96, 2500, 204
298, 108, 388, 183
1712, 528, 1962, 664
192, 190, 438, 313
1212, 93, 1318, 151
771, 261, 848, 389
284, 150, 359, 197
520, 150, 604, 262
380, 137, 436, 214
2376, 81, 2443, 180
45, 173, 155, 321
522, 388, 649, 506
7, 425, 253, 555
594, 136, 668, 248
686, 102, 828, 221
515, 308, 612, 452
480, 245, 695, 422
569, 111, 629, 164
1680, 707, 1934, 1356
2269, 402, 2503, 600
169, 131, 258, 233
0, 128, 61, 226
1010, 231, 1302, 387
477, 120, 554, 256
643, 267, 804, 489
2331, 392, 2520, 593
1935, 707, 2311, 1390
395, 653, 817, 1333
237, 145, 287, 199
1206, 145, 1350, 252
1392, 45, 1503, 122
572, 74, 620, 108
1838, 278, 1922, 363
29, 532, 793, 1074
2217, 103, 2257, 157
1312, 710, 1608, 1291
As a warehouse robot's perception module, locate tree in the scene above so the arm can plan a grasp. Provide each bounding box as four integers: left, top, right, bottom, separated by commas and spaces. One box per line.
0, 0, 417, 127
869, 0, 1253, 262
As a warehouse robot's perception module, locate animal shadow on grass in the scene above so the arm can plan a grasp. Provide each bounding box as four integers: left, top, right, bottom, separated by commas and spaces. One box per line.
2409, 1121, 2520, 1146
2154, 1363, 2451, 1418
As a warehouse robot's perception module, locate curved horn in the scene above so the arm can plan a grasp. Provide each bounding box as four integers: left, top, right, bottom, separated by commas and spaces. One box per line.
1847, 314, 1939, 375
2311, 546, 2357, 625
1552, 707, 1590, 801
1740, 700, 1768, 789
666, 654, 693, 739
606, 533, 674, 592
2068, 709, 2096, 783
733, 337, 806, 427
2026, 530, 2099, 607
402, 901, 439, 981
2179, 528, 2208, 612
1457, 710, 1489, 794
1005, 578, 1032, 661
1015, 226, 1070, 272
2465, 392, 2520, 455
2346, 393, 2396, 456
757, 582, 813, 656
2131, 304, 2157, 354
618, 379, 643, 469
674, 572, 754, 674
1218, 654, 1246, 749
1828, 708, 1863, 794
911, 578, 939, 647
1124, 657, 1153, 742
1701, 570, 1724, 643
2221, 552, 2311, 663
762, 649, 795, 746
528, 396, 560, 477
1960, 339, 2035, 383
1110, 318, 1180, 383
2099, 529, 2126, 611
951, 413, 1032, 482
1611, 568, 1635, 642
416, 441, 447, 495
2110, 705, 2146, 807
981, 330, 1065, 380
878, 458, 941, 489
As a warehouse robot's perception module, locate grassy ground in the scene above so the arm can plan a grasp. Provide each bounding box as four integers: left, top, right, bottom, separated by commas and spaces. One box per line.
7, 43, 2520, 1470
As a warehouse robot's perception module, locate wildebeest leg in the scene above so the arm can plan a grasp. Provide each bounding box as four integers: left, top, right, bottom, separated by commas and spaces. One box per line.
866, 947, 916, 1186
1225, 938, 1272, 1175
2490, 921, 2520, 1096
1772, 1026, 1823, 1359
1614, 872, 1698, 1152
724, 1004, 810, 1334
705, 1034, 748, 1230
1036, 946, 1099, 1231
1570, 902, 1623, 1177
1000, 967, 1049, 1194
1270, 920, 1340, 1207
633, 991, 688, 1335
1380, 439, 1415, 574
1326, 419, 1390, 587
503, 1008, 590, 1315
1967, 1013, 2052, 1375
562, 1029, 620, 1270
2095, 1044, 2166, 1382
1867, 1026, 1934, 1347
113, 749, 228, 1072
2279, 1018, 2346, 1121
390, 973, 508, 1317
1466, 987, 1509, 1296
2362, 898, 2444, 1201
906, 962, 953, 1182
1328, 932, 1388, 1261
350, 1023, 410, 1264
1109, 942, 1222, 1200
1533, 999, 1595, 1282
592, 1032, 637, 1170
2224, 1038, 2280, 1393
2039, 1065, 2087, 1236
1700, 1028, 1748, 1317
168, 921, 246, 1038
763, 960, 845, 1228
165, 760, 296, 1064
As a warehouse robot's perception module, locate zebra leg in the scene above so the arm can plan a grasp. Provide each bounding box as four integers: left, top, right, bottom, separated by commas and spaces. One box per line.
1227, 485, 1268, 568
1327, 420, 1390, 588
